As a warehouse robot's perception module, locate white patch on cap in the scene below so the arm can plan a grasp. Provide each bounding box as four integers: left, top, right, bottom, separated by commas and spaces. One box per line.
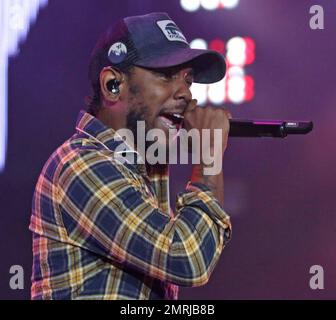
108, 42, 128, 64
157, 20, 188, 44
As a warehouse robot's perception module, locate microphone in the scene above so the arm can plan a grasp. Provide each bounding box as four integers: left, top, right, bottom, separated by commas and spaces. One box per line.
229, 119, 314, 138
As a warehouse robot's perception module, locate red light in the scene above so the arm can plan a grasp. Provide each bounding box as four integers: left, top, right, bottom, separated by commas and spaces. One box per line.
244, 37, 256, 65
224, 78, 229, 102
244, 75, 255, 101
192, 37, 256, 105
244, 37, 256, 51
210, 39, 226, 55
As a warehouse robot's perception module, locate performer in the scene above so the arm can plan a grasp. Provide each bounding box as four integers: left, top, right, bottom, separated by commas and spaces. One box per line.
29, 12, 232, 300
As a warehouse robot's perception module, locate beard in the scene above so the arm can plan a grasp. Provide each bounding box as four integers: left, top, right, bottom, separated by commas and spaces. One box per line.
126, 81, 161, 153
125, 84, 170, 165
126, 97, 159, 157
126, 104, 149, 144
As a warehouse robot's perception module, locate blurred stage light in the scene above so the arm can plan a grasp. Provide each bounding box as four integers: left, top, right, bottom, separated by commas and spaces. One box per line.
191, 83, 208, 105
0, 0, 48, 172
244, 75, 255, 101
227, 66, 245, 77
244, 37, 256, 65
209, 39, 226, 55
221, 0, 240, 10
201, 0, 220, 11
190, 37, 256, 106
227, 76, 245, 104
208, 79, 226, 105
181, 0, 240, 11
180, 0, 201, 12
190, 38, 208, 49
227, 37, 247, 66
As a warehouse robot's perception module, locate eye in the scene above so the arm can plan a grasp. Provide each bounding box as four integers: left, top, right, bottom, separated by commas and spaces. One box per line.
186, 79, 193, 86
185, 76, 194, 87
152, 69, 194, 86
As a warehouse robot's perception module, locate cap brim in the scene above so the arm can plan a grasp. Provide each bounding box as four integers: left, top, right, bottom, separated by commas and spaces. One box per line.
134, 48, 227, 84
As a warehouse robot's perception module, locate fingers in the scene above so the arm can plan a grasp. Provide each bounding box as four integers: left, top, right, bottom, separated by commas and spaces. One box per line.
185, 100, 232, 118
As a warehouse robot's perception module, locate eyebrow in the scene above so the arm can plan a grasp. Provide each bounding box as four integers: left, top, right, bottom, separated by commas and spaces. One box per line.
149, 66, 194, 79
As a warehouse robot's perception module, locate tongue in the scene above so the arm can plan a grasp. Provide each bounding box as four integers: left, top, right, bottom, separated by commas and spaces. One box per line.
159, 115, 174, 126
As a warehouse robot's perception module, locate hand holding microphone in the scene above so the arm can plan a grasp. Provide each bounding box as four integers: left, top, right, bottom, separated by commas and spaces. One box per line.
182, 100, 313, 139
183, 99, 232, 158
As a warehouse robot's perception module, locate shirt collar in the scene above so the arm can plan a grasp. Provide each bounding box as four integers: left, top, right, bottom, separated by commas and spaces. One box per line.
76, 110, 150, 176
75, 110, 131, 152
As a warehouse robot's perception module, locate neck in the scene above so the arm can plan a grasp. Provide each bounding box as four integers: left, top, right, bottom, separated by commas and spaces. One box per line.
96, 105, 128, 132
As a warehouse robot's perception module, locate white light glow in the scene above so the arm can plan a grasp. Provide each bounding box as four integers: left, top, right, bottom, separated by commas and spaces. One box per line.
200, 0, 220, 11
208, 79, 226, 105
0, 0, 48, 172
189, 37, 256, 106
190, 38, 208, 50
180, 0, 201, 12
191, 83, 208, 106
227, 66, 245, 77
227, 76, 245, 104
226, 37, 247, 66
221, 0, 240, 9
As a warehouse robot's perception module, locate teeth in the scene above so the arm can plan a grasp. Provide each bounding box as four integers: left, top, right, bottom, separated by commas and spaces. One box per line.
172, 113, 184, 119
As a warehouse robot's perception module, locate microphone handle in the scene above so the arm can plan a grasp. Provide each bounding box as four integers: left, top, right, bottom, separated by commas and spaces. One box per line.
229, 119, 314, 138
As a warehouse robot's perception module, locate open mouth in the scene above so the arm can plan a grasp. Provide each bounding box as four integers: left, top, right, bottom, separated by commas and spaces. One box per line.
158, 112, 184, 130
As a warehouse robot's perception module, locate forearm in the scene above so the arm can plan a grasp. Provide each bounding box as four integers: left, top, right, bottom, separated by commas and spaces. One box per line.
190, 164, 224, 207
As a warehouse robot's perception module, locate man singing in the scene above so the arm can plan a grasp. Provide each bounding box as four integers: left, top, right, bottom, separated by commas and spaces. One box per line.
29, 12, 232, 300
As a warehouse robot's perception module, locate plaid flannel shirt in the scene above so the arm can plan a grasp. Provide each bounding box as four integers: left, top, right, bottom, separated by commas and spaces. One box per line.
29, 110, 232, 300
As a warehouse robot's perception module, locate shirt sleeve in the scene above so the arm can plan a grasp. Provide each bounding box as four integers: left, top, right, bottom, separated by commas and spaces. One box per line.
57, 149, 232, 287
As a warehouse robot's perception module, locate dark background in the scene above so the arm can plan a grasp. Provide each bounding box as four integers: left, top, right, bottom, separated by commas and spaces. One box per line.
1, 0, 335, 299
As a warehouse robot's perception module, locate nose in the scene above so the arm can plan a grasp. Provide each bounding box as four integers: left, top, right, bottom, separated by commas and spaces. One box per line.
173, 71, 192, 103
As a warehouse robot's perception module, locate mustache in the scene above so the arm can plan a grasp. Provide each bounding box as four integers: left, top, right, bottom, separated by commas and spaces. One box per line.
157, 102, 188, 116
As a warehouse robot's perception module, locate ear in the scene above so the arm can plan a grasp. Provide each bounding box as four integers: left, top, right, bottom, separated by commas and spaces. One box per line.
99, 67, 124, 103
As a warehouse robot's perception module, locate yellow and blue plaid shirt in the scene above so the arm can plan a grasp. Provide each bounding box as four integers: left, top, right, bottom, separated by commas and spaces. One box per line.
29, 110, 232, 300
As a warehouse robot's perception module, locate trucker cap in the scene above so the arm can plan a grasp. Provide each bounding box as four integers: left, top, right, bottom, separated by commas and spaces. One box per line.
88, 12, 227, 87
